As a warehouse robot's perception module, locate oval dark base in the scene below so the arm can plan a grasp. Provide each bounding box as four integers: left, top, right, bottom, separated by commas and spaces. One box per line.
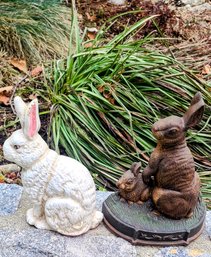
102, 193, 206, 246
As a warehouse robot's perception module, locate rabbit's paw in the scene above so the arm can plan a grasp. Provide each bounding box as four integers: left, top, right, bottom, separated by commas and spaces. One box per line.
128, 200, 134, 205
186, 211, 193, 218
26, 208, 51, 230
35, 218, 51, 230
91, 211, 103, 229
26, 208, 36, 226
142, 173, 150, 185
151, 209, 161, 216
120, 197, 126, 203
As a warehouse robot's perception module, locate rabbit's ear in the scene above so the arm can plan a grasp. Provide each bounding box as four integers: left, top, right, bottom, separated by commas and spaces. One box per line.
23, 98, 41, 139
131, 162, 142, 176
183, 92, 205, 130
14, 96, 27, 127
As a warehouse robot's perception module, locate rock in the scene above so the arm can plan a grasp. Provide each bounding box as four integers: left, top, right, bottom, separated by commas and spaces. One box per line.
0, 184, 23, 216
152, 0, 208, 8
0, 191, 136, 257
0, 188, 211, 257
0, 164, 21, 174
178, 0, 205, 6
108, 0, 126, 5
96, 191, 112, 211
188, 3, 211, 13
0, 228, 136, 257
206, 211, 211, 240
154, 247, 211, 257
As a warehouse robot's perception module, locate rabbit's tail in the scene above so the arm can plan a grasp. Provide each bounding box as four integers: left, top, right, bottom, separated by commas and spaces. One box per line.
91, 210, 103, 229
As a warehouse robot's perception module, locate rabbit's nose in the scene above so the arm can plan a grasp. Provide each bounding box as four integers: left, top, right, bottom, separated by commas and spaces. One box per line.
152, 126, 158, 133
119, 184, 125, 190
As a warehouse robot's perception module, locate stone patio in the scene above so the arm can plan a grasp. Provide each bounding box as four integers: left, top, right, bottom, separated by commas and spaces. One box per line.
0, 185, 210, 257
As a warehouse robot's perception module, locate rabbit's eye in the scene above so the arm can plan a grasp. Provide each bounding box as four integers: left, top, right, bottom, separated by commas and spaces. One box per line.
14, 145, 21, 150
168, 128, 178, 136
127, 179, 133, 184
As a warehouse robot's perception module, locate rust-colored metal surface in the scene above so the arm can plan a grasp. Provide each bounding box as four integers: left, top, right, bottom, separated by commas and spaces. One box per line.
116, 162, 150, 204
142, 92, 205, 219
102, 193, 206, 246
103, 92, 206, 245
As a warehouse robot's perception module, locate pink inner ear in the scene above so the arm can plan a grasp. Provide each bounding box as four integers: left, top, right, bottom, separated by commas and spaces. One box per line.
29, 103, 37, 138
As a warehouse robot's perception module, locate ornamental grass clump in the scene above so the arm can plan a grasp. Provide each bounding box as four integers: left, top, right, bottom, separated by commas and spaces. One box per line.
41, 6, 211, 206
0, 51, 20, 87
0, 0, 70, 64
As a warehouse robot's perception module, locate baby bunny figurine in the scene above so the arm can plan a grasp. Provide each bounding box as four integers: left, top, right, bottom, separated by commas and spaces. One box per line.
3, 96, 103, 236
116, 162, 150, 204
143, 92, 205, 219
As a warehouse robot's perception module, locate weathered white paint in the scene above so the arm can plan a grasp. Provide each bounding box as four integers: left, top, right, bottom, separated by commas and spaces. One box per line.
3, 96, 103, 236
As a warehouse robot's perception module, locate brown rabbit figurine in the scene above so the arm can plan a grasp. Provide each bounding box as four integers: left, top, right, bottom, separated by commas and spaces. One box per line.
142, 92, 205, 219
117, 162, 150, 204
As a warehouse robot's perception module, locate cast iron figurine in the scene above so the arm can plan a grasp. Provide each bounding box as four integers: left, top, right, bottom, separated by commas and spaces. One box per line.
117, 162, 150, 204
102, 92, 206, 245
143, 92, 205, 219
3, 96, 103, 236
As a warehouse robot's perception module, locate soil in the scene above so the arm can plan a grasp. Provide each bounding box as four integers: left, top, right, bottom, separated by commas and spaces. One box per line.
74, 0, 211, 41
75, 0, 211, 80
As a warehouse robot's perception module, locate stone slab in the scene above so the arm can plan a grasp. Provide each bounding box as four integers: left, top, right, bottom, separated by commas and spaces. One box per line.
0, 189, 135, 257
0, 184, 23, 216
206, 211, 211, 240
154, 247, 211, 257
0, 187, 210, 257
95, 191, 112, 211
0, 228, 136, 257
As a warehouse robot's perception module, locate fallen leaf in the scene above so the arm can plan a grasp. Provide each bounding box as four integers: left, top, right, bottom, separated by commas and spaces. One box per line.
98, 85, 104, 93
86, 12, 97, 22
29, 94, 38, 100
0, 174, 5, 183
84, 42, 93, 48
0, 86, 13, 94
97, 84, 115, 104
87, 32, 96, 40
10, 58, 28, 73
31, 66, 43, 77
202, 64, 211, 75
103, 91, 111, 99
0, 95, 10, 105
0, 86, 13, 105
109, 98, 115, 105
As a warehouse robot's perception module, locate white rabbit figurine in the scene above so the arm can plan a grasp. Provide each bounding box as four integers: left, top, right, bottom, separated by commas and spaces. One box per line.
3, 96, 103, 236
